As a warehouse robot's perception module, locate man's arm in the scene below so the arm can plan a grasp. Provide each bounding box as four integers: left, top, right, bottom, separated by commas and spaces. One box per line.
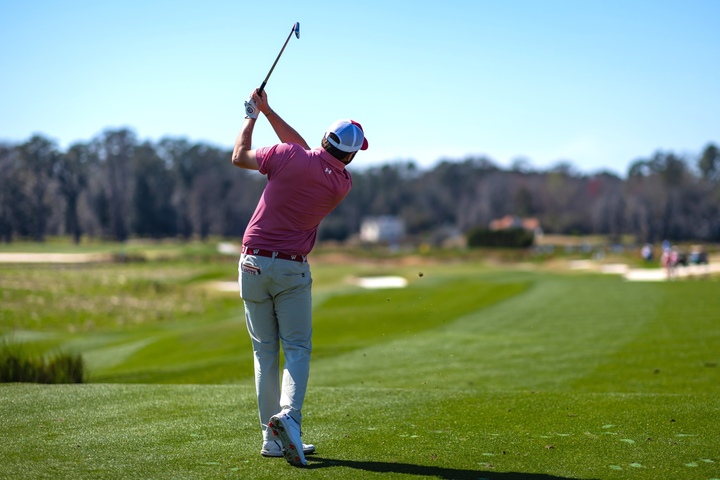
231, 117, 259, 170
231, 89, 310, 170
253, 90, 310, 149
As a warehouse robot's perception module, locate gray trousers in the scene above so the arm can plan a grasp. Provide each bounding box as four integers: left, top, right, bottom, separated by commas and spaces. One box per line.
238, 253, 312, 442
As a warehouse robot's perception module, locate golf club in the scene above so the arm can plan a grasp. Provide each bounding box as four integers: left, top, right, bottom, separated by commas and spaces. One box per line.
257, 22, 300, 96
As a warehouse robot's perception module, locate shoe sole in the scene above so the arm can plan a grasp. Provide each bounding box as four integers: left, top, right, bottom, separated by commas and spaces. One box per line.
261, 446, 316, 458
268, 415, 307, 466
260, 450, 282, 458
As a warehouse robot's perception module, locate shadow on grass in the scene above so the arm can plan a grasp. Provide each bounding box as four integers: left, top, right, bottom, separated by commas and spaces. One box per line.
307, 457, 594, 480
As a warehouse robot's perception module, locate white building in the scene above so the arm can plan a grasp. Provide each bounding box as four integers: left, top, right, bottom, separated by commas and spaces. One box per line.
359, 216, 405, 244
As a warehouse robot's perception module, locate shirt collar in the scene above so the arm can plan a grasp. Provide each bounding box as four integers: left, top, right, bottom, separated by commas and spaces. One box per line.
316, 147, 347, 170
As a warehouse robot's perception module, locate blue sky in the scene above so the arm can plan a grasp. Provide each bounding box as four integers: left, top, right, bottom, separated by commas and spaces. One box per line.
1, 0, 718, 176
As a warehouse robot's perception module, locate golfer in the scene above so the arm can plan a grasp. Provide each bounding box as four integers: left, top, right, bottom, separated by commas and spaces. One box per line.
232, 89, 368, 467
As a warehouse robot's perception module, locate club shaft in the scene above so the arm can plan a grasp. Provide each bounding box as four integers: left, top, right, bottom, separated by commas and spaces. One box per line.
258, 27, 296, 95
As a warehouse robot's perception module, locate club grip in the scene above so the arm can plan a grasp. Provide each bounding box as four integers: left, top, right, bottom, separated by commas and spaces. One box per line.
257, 81, 267, 96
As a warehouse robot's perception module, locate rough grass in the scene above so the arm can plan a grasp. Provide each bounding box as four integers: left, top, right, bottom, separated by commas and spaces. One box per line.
0, 262, 235, 331
1, 243, 719, 479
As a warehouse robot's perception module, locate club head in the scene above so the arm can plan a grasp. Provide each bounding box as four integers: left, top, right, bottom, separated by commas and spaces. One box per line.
293, 22, 300, 39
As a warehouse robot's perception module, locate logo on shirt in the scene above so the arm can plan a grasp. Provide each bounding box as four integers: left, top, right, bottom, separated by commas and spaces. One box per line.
325, 168, 332, 175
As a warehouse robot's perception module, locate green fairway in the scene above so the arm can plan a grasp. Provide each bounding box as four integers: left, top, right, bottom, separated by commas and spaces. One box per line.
1, 245, 719, 479
1, 385, 718, 479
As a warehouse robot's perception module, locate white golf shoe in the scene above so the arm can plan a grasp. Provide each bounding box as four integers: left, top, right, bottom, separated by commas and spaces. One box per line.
260, 439, 315, 458
268, 411, 307, 466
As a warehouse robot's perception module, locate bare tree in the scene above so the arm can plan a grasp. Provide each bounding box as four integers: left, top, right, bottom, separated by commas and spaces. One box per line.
0, 144, 22, 242
17, 135, 60, 241
93, 129, 136, 241
57, 143, 91, 243
698, 143, 719, 183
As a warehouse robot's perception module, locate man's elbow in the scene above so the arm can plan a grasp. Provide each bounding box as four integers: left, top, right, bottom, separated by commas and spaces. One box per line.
231, 154, 246, 169
232, 150, 258, 170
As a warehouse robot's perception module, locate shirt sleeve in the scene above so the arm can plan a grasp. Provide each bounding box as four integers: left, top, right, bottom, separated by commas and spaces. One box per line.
255, 143, 302, 177
255, 145, 276, 176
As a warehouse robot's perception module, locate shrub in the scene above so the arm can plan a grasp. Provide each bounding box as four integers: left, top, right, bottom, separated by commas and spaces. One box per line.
467, 227, 535, 248
0, 342, 85, 383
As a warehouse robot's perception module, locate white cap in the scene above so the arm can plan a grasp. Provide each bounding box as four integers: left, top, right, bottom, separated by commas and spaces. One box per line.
324, 119, 369, 153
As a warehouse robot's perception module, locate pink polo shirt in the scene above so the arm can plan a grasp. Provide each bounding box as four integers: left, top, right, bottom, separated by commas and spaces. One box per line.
242, 143, 352, 256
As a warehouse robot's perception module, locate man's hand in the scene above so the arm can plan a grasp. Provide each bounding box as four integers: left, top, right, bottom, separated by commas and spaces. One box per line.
251, 89, 272, 116
244, 89, 272, 119
244, 97, 259, 119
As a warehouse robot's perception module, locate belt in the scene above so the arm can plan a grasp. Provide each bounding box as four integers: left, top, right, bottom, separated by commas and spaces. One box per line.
241, 246, 307, 263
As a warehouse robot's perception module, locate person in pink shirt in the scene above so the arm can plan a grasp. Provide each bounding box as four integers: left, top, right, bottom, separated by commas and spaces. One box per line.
232, 88, 368, 467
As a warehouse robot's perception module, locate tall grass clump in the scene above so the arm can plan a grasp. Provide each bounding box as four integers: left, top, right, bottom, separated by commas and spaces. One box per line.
0, 341, 85, 383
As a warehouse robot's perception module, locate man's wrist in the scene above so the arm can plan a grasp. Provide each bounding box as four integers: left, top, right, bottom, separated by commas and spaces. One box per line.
264, 109, 275, 117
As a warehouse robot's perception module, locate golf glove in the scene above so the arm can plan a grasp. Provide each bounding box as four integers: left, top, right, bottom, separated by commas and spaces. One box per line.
244, 97, 259, 119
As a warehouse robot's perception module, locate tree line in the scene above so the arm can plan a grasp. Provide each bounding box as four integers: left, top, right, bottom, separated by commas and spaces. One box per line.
1, 129, 719, 245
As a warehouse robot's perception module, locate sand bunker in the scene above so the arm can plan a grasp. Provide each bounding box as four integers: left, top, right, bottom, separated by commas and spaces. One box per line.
351, 276, 408, 289
0, 252, 110, 263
